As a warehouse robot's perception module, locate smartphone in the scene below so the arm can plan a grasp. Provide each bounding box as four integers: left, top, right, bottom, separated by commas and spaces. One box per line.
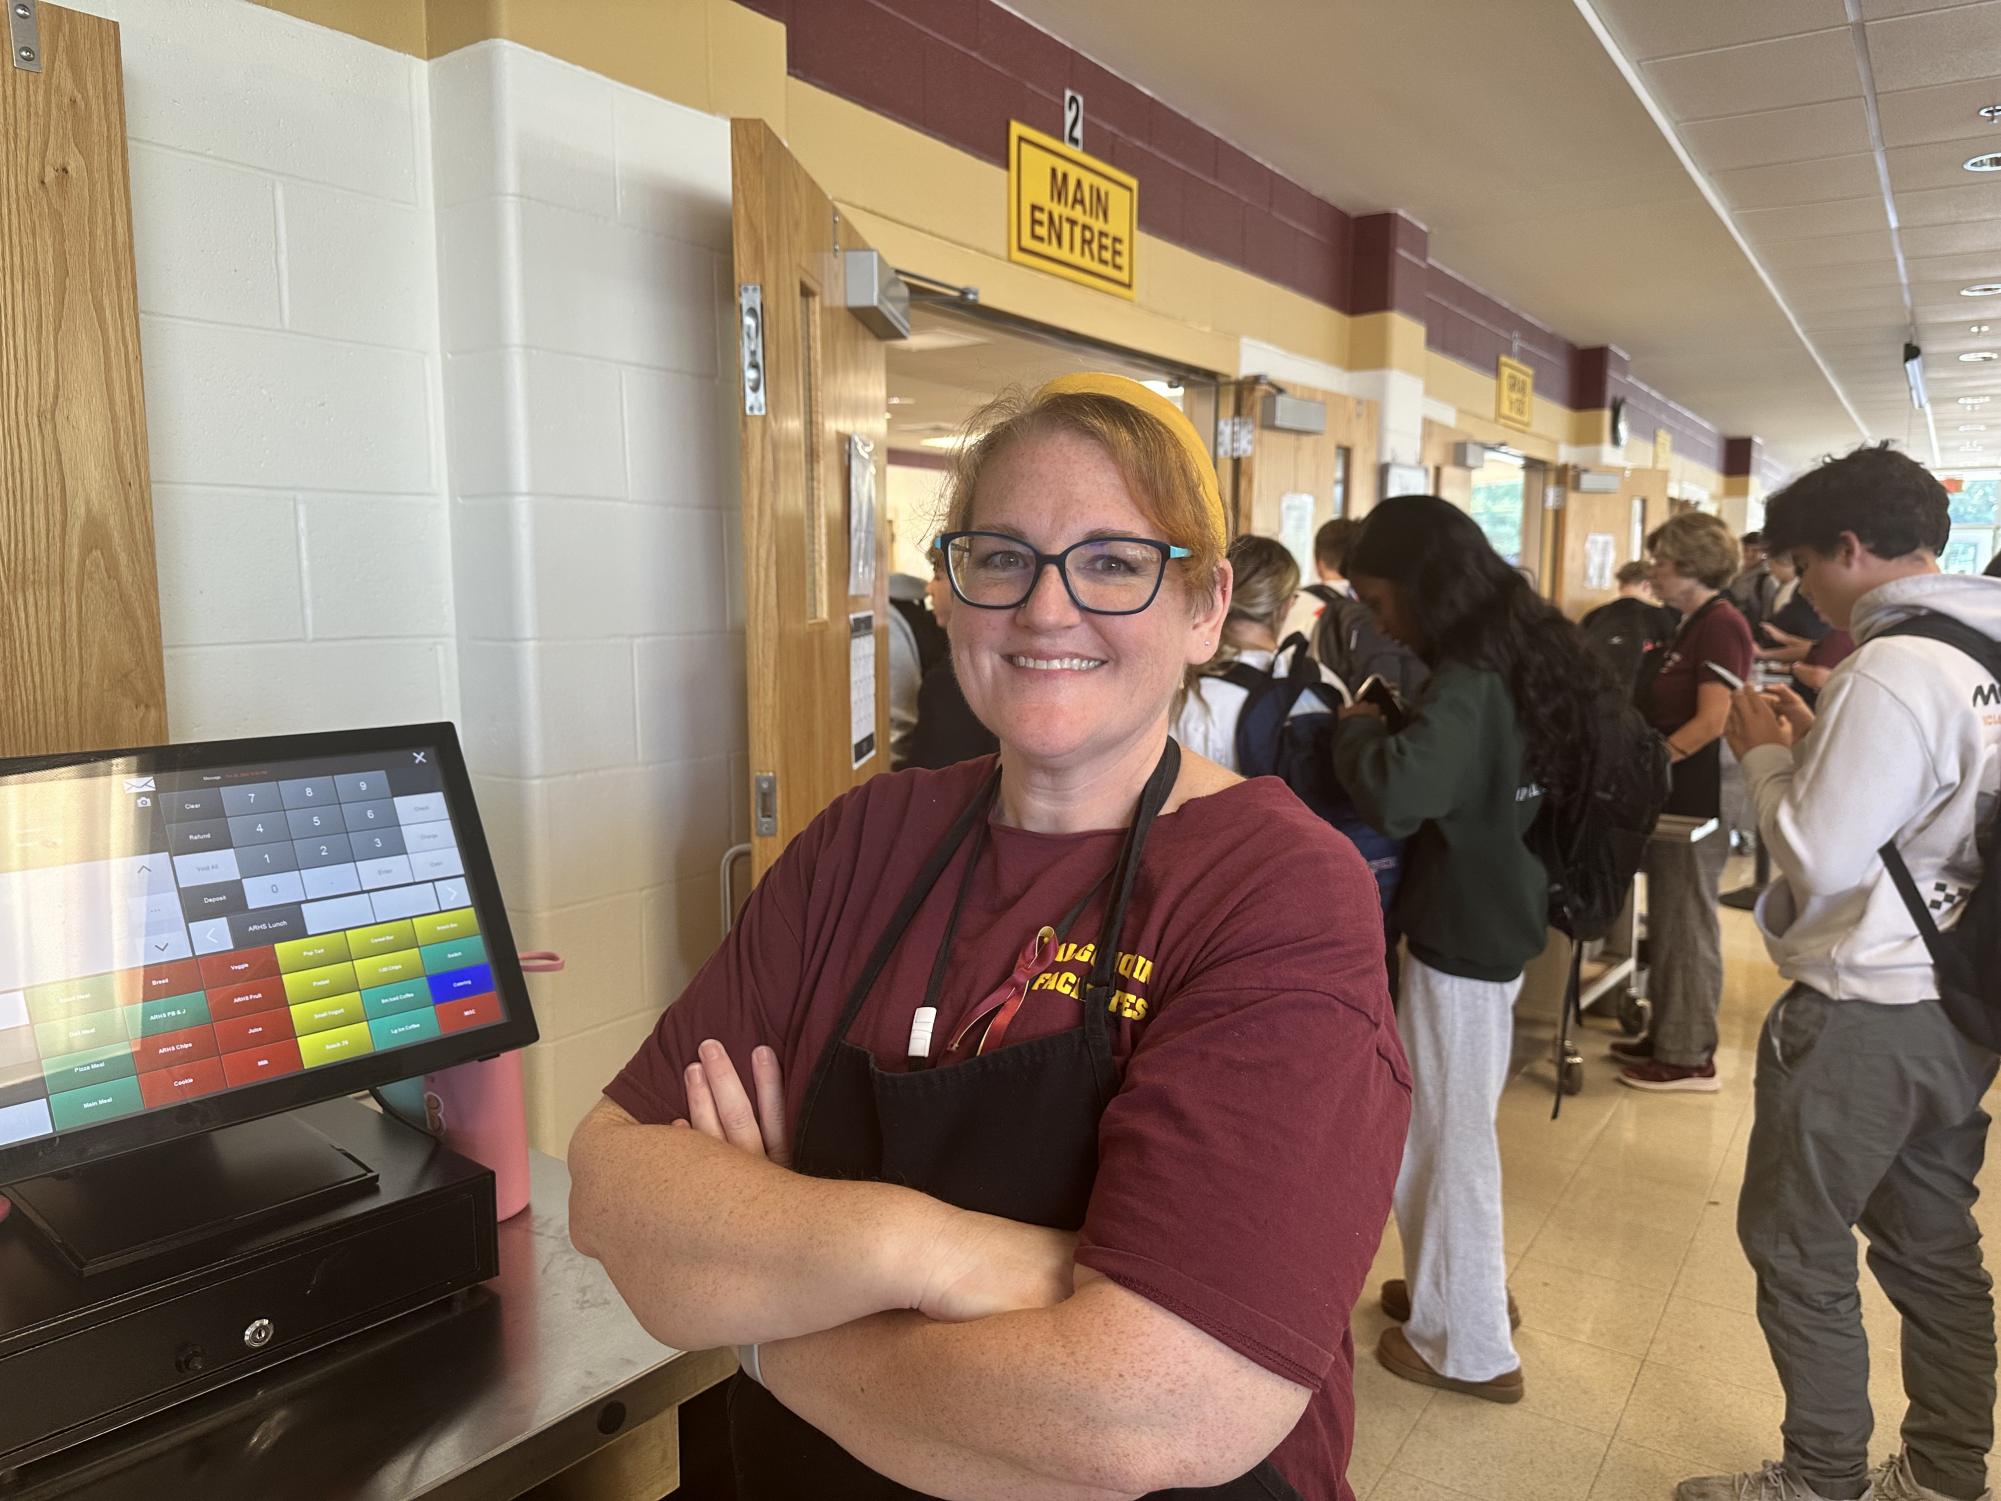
1704, 660, 1746, 691
1355, 675, 1409, 732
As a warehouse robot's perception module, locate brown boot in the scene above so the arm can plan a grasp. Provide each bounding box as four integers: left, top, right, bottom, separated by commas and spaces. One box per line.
1379, 1278, 1521, 1330
1376, 1326, 1524, 1404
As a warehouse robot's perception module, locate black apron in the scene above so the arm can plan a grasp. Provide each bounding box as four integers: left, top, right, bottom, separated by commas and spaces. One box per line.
1637, 595, 1726, 819
726, 742, 1304, 1500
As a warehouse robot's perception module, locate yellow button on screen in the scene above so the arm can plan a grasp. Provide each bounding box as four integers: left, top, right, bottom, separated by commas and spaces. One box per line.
275, 932, 352, 973
345, 919, 417, 959
298, 1020, 375, 1068
352, 948, 422, 989
291, 993, 366, 1037
412, 907, 478, 947
282, 961, 360, 1006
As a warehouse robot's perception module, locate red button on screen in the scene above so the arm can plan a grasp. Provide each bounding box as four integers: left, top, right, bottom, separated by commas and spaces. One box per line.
138, 1057, 226, 1108
200, 947, 280, 988
133, 1024, 220, 1073
120, 959, 205, 1006
207, 977, 288, 1019
435, 992, 503, 1035
220, 1040, 304, 1088
212, 1008, 298, 1055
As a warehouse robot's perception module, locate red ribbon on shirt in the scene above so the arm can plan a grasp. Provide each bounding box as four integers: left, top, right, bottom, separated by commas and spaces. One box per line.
946, 924, 1060, 1059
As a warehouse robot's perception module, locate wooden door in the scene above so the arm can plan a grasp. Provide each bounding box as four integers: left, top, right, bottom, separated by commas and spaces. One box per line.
1236, 381, 1379, 545
1, 4, 167, 758
731, 120, 890, 876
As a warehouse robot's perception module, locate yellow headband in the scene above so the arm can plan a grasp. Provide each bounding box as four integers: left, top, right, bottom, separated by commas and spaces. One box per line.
1034, 372, 1227, 552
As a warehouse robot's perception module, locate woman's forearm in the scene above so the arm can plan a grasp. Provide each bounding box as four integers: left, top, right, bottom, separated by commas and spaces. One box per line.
567, 1101, 946, 1349
759, 1279, 1303, 1500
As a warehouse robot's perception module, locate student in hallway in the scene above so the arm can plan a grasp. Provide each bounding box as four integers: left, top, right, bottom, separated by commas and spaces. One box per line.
1334, 495, 1614, 1406
1683, 445, 2001, 1501
1616, 512, 1755, 1092
1177, 534, 1350, 767
1287, 518, 1428, 699
1581, 560, 1676, 691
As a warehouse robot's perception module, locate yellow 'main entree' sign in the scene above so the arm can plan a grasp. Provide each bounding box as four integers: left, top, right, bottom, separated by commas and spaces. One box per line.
1008, 121, 1138, 300
1496, 356, 1534, 431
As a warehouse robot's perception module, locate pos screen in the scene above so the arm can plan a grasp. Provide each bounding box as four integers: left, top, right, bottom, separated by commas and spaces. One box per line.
0, 725, 537, 1182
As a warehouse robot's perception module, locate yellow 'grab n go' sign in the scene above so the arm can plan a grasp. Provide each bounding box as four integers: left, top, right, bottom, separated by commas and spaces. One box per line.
1008, 121, 1138, 300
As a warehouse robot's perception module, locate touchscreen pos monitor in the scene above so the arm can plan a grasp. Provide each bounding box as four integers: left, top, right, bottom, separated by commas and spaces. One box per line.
0, 724, 537, 1193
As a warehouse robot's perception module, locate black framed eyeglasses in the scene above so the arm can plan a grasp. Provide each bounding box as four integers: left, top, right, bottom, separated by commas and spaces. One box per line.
936, 530, 1193, 616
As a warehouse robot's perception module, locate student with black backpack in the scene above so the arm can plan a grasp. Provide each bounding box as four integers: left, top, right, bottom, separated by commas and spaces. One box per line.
1680, 445, 2001, 1501
1332, 496, 1619, 1407
1176, 535, 1402, 911
1286, 518, 1430, 700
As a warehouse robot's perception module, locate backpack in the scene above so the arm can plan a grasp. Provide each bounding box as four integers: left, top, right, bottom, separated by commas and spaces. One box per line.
1581, 598, 1673, 695
1527, 688, 1672, 1116
1874, 614, 2001, 1051
1311, 589, 1429, 702
1218, 636, 1404, 912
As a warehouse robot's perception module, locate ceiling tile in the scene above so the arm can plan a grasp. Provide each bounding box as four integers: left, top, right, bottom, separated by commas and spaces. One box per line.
1784, 281, 1913, 314
1593, 0, 1846, 62
1680, 99, 1872, 173
1887, 140, 2001, 194
1876, 76, 2001, 148
1796, 304, 1911, 330
1865, 2, 2001, 93
1894, 179, 2001, 226
1901, 219, 2001, 256
1641, 29, 1862, 121
1736, 196, 1890, 240
1769, 259, 1907, 293
1757, 227, 1899, 265
1712, 152, 1883, 208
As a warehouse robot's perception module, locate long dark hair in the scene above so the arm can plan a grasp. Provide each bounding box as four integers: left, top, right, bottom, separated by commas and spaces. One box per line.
1347, 495, 1614, 795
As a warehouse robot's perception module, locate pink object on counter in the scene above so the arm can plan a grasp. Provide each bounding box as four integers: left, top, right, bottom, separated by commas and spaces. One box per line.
425, 1052, 531, 1220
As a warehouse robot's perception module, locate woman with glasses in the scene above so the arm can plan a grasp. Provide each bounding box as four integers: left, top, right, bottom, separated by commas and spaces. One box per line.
1333, 495, 1616, 1406
568, 374, 1410, 1500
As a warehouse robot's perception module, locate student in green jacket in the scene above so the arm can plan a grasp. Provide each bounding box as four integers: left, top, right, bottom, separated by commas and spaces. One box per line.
1334, 494, 1615, 1406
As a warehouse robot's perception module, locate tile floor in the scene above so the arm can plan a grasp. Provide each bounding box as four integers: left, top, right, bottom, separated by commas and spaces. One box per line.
1349, 872, 2001, 1500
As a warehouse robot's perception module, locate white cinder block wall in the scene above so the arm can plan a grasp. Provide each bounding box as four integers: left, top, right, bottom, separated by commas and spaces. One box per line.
429, 42, 749, 1154
71, 2, 747, 1154
72, 0, 460, 737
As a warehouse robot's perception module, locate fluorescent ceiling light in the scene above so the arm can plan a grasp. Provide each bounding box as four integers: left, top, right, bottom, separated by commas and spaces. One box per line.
1975, 325, 1995, 335
1984, 104, 2001, 120
1961, 284, 2001, 298
1961, 396, 1993, 406
1966, 153, 2001, 173
1960, 351, 2001, 363
1960, 424, 1990, 432
1905, 341, 1927, 409
887, 395, 915, 405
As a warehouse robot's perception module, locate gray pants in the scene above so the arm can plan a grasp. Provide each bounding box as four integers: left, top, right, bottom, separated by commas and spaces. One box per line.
1739, 986, 1999, 1500
1643, 824, 1729, 1067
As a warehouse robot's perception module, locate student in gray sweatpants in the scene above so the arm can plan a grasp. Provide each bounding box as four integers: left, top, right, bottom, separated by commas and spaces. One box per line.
1679, 446, 2001, 1501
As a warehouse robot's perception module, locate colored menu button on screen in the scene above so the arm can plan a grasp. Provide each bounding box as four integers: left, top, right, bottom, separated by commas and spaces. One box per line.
275, 932, 352, 973
42, 1045, 137, 1094
290, 993, 365, 1037
24, 974, 118, 1025
426, 963, 492, 1005
353, 949, 423, 989
436, 993, 503, 1035
420, 936, 486, 973
221, 1040, 304, 1088
137, 993, 212, 1036
412, 907, 478, 947
137, 1057, 226, 1109
369, 1009, 440, 1050
345, 919, 417, 960
298, 1022, 374, 1069
213, 1008, 297, 1054
207, 976, 288, 1020
200, 946, 279, 988
49, 1076, 144, 1130
282, 961, 359, 1006
361, 980, 431, 1020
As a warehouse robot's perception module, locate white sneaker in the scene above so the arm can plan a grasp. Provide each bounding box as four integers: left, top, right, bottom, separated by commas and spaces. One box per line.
1869, 1452, 1991, 1501
1676, 1462, 1860, 1501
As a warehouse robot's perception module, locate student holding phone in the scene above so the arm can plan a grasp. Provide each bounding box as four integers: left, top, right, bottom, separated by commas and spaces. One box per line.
1333, 496, 1615, 1405
1619, 511, 1756, 1092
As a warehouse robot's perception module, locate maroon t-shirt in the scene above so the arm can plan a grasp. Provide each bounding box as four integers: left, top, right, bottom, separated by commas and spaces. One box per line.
607, 757, 1410, 1499
1643, 597, 1754, 733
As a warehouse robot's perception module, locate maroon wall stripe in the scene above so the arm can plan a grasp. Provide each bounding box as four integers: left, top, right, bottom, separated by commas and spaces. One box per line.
735, 0, 1358, 315
739, 0, 1732, 454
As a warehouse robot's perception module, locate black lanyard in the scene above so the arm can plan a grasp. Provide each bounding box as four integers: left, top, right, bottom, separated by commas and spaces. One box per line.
806, 740, 1182, 1091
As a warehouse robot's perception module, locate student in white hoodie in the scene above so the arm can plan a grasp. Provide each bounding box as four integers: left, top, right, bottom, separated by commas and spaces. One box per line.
1678, 446, 2001, 1501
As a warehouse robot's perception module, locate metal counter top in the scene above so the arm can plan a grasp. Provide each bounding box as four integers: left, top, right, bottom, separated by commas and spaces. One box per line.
7, 1148, 735, 1500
